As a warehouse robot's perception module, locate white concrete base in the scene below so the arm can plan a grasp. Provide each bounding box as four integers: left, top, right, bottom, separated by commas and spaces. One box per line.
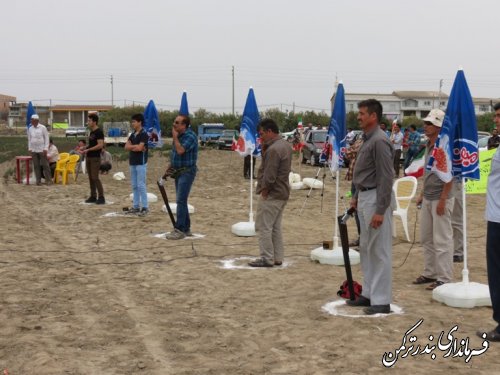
231, 221, 256, 237
302, 177, 323, 189
162, 203, 195, 214
432, 281, 491, 308
310, 246, 360, 265
322, 300, 404, 318
129, 192, 158, 202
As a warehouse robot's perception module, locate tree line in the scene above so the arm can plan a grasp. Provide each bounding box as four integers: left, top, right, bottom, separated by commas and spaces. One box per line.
101, 106, 497, 135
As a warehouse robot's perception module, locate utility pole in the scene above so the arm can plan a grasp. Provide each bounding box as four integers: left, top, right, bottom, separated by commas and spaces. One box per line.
232, 66, 235, 116
292, 102, 295, 114
437, 79, 443, 109
110, 75, 114, 107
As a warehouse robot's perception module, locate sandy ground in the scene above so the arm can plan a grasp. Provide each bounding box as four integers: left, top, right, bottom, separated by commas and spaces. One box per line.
0, 148, 498, 374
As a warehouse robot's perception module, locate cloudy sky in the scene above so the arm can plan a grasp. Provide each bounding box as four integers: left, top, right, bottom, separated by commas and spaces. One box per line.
2, 0, 499, 113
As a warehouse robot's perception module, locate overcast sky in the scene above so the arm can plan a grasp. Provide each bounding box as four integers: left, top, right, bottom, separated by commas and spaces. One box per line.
2, 0, 499, 113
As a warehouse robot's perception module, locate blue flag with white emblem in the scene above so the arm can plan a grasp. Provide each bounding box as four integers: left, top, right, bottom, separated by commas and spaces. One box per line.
323, 83, 346, 172
143, 99, 162, 148
235, 88, 260, 157
426, 69, 479, 182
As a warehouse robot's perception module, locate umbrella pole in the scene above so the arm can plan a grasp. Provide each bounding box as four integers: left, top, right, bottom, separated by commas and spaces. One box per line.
333, 170, 340, 249
249, 155, 254, 223
461, 178, 469, 283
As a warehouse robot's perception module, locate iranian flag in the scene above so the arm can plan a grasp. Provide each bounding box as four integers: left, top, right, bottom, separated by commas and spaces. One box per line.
404, 147, 426, 178
297, 117, 303, 129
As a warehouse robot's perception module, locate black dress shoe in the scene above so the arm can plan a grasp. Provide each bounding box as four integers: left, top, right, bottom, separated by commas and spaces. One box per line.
346, 295, 370, 307
364, 305, 390, 315
477, 329, 500, 342
453, 255, 464, 263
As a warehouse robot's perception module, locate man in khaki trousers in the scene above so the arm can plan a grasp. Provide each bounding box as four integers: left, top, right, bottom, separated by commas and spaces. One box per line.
249, 118, 292, 268
414, 109, 454, 290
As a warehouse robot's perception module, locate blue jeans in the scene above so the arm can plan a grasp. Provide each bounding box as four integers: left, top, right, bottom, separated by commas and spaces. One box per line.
174, 168, 196, 232
487, 221, 500, 333
130, 164, 148, 209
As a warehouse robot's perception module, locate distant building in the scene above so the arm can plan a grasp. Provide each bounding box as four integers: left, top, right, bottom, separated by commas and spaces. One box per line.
0, 93, 16, 121
8, 103, 113, 128
331, 89, 499, 120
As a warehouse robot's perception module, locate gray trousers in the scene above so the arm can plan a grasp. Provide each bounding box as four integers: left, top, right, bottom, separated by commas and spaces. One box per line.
451, 180, 464, 256
358, 189, 393, 305
420, 197, 455, 283
31, 151, 51, 184
255, 196, 287, 263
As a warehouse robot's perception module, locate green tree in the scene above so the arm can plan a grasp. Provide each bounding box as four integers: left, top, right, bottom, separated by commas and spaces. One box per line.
476, 112, 495, 132
402, 115, 424, 130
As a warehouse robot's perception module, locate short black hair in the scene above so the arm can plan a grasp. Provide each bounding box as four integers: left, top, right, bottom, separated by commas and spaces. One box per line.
494, 102, 500, 111
410, 124, 417, 131
88, 113, 99, 124
78, 139, 87, 145
177, 115, 191, 127
258, 118, 279, 134
131, 113, 144, 124
358, 99, 383, 122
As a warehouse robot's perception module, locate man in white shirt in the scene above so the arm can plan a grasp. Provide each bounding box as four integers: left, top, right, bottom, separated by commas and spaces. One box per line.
390, 123, 404, 177
27, 114, 51, 185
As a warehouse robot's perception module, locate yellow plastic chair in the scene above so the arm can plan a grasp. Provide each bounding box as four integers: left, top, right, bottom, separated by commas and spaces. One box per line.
53, 156, 70, 184
61, 155, 80, 184
59, 152, 70, 160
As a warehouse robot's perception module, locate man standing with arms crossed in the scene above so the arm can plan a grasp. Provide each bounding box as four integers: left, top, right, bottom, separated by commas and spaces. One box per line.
348, 99, 394, 314
165, 115, 198, 240
82, 113, 105, 204
27, 114, 52, 185
249, 118, 292, 267
477, 102, 500, 342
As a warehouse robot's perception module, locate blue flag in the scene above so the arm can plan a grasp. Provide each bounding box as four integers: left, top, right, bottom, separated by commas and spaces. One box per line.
235, 88, 260, 157
426, 69, 479, 182
26, 101, 36, 129
323, 83, 346, 172
179, 91, 189, 116
143, 99, 163, 148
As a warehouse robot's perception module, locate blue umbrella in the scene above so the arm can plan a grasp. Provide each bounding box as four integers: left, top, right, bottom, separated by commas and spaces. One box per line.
143, 99, 162, 148
426, 69, 480, 182
179, 91, 189, 116
326, 83, 347, 172
235, 87, 260, 157
26, 101, 36, 129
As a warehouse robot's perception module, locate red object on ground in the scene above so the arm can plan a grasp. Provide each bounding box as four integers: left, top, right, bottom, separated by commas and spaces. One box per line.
16, 155, 33, 184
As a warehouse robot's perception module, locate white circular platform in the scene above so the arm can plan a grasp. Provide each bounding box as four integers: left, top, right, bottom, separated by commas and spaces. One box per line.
322, 300, 404, 318
231, 221, 256, 237
432, 281, 491, 308
310, 246, 360, 265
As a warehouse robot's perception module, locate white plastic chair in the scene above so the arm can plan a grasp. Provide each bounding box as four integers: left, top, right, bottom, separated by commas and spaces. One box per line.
392, 176, 418, 242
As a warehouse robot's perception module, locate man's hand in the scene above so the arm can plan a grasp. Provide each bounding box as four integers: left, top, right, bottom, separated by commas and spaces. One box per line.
370, 214, 384, 229
43, 150, 48, 157
350, 197, 358, 210
416, 195, 423, 206
172, 127, 179, 139
261, 188, 269, 200
436, 198, 446, 216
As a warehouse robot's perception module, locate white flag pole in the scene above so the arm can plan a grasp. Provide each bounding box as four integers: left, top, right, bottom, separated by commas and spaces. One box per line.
249, 153, 254, 223
461, 178, 469, 283
333, 169, 340, 249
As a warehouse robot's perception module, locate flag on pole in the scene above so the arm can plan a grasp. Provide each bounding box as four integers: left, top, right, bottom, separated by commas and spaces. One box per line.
404, 147, 426, 178
426, 69, 480, 182
297, 117, 303, 130
143, 99, 163, 148
26, 101, 36, 129
325, 82, 346, 172
179, 91, 189, 116
234, 88, 259, 157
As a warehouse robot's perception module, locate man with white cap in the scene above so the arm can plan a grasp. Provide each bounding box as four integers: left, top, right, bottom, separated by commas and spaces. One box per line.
414, 109, 454, 290
27, 114, 52, 185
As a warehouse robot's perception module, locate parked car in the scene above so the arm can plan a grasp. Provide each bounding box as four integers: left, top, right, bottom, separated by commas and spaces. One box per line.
217, 129, 238, 150
302, 129, 327, 166
65, 127, 87, 137
198, 123, 225, 146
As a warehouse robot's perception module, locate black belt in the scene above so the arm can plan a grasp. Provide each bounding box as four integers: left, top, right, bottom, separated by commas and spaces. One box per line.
359, 186, 376, 192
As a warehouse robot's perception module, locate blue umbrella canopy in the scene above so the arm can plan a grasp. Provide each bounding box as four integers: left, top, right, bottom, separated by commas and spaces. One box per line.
26, 101, 36, 129
327, 83, 347, 172
143, 99, 162, 148
426, 69, 480, 182
234, 87, 260, 157
179, 91, 189, 116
